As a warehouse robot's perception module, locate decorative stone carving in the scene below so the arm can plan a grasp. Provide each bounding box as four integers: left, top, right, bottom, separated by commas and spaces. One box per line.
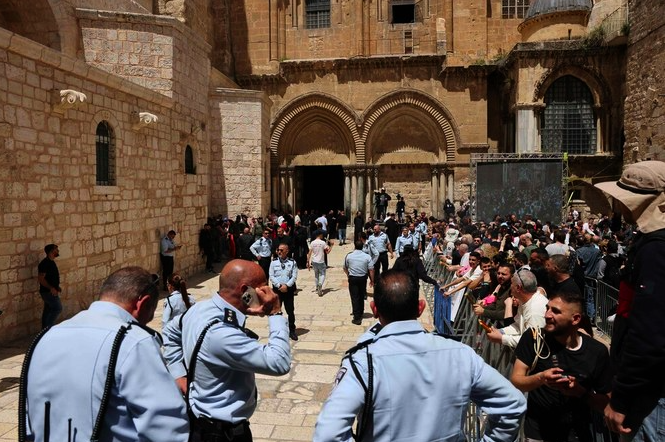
132, 112, 159, 130
52, 89, 87, 114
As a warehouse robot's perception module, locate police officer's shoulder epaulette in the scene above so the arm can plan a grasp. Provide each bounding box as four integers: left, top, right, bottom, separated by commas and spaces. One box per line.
369, 323, 383, 335
222, 308, 241, 328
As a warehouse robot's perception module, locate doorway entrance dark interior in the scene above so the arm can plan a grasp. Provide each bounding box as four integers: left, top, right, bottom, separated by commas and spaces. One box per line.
299, 165, 344, 213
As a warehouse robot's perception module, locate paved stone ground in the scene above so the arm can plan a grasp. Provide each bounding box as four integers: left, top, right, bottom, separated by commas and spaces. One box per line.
0, 241, 433, 441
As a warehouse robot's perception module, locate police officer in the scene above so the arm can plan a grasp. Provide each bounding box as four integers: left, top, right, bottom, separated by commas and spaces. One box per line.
269, 244, 299, 341
394, 226, 414, 257
359, 232, 378, 267
314, 270, 526, 441
366, 224, 393, 278
250, 229, 272, 279
344, 241, 375, 325
161, 229, 182, 290
163, 259, 291, 442
21, 266, 189, 442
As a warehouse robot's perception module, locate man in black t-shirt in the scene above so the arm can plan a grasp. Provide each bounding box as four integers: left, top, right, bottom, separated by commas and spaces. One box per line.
37, 243, 63, 328
510, 292, 611, 442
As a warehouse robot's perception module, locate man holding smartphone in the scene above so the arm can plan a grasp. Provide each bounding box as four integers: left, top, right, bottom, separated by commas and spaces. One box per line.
510, 292, 611, 442
163, 259, 291, 442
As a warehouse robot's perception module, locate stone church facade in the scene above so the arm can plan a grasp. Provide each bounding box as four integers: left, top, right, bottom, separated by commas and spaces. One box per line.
0, 0, 659, 341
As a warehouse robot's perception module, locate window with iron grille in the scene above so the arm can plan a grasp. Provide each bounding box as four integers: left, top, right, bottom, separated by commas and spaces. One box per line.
502, 0, 530, 19
305, 0, 330, 29
95, 121, 115, 185
541, 76, 597, 155
185, 145, 196, 174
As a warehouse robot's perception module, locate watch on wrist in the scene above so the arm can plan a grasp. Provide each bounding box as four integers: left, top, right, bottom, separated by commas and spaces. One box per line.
268, 311, 283, 316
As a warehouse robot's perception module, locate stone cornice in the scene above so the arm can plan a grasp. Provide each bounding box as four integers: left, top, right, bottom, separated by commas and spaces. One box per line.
235, 54, 485, 87
503, 40, 624, 66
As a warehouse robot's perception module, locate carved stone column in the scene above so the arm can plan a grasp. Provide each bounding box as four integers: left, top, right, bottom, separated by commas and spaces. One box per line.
279, 168, 287, 211
343, 167, 351, 215
286, 167, 295, 213
447, 171, 455, 202
357, 168, 366, 216
440, 167, 448, 218
431, 167, 439, 218
350, 168, 358, 215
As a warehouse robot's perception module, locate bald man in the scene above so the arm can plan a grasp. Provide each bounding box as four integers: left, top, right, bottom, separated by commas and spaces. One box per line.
163, 259, 292, 442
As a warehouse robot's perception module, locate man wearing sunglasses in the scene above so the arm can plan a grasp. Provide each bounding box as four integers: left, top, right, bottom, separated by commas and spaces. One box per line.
486, 268, 548, 349
22, 267, 189, 442
269, 244, 299, 341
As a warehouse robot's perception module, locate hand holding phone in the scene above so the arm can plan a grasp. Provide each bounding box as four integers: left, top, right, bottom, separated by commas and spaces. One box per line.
478, 319, 493, 333
241, 287, 261, 308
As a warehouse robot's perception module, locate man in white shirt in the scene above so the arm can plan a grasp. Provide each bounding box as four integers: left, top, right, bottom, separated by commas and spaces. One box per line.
487, 269, 548, 349
307, 231, 332, 296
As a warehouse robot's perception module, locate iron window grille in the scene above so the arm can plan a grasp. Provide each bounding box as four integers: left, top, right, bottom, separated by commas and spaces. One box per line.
541, 76, 597, 155
95, 121, 115, 185
305, 0, 330, 29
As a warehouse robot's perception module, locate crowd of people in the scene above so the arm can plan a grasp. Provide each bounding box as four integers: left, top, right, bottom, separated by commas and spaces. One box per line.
21, 161, 665, 442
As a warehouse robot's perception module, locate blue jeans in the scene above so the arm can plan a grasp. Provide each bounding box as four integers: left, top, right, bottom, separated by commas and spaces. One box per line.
585, 283, 596, 320
621, 398, 665, 442
312, 262, 326, 289
40, 292, 62, 329
338, 228, 347, 244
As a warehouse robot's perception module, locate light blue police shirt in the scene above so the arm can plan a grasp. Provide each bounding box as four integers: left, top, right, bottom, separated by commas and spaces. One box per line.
367, 232, 390, 253
162, 290, 196, 328
162, 293, 291, 423
269, 258, 298, 288
26, 301, 189, 442
344, 250, 372, 277
362, 241, 379, 267
249, 237, 272, 258
314, 320, 526, 442
395, 234, 413, 256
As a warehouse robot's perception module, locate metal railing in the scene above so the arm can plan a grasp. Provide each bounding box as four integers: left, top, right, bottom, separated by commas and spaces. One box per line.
420, 248, 620, 441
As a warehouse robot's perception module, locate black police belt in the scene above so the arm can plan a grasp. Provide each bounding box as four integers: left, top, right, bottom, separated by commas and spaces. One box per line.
19, 321, 161, 442
195, 416, 249, 438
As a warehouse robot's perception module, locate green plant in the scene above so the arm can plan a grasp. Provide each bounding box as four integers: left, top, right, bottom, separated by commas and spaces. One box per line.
621, 22, 631, 36
471, 58, 486, 66
581, 26, 606, 49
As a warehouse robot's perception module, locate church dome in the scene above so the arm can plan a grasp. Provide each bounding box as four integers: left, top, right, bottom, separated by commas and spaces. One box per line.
525, 0, 593, 20
519, 0, 593, 42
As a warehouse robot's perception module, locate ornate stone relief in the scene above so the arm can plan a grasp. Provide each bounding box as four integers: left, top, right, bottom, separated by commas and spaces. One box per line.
132, 112, 159, 130
52, 89, 87, 114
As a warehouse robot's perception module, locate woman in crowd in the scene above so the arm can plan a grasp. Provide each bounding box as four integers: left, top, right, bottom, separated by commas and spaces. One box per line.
162, 273, 196, 328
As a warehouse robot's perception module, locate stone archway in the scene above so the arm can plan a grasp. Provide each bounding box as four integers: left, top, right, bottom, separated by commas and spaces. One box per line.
361, 90, 458, 218
270, 94, 360, 213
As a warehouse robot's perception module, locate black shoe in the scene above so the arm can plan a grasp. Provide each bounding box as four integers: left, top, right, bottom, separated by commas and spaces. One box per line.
289, 331, 299, 341
351, 318, 362, 325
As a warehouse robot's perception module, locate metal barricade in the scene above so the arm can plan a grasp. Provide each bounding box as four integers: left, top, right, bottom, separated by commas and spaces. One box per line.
591, 278, 619, 338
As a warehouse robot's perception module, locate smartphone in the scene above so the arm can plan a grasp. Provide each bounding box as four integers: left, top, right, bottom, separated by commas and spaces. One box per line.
241, 287, 261, 308
478, 319, 493, 333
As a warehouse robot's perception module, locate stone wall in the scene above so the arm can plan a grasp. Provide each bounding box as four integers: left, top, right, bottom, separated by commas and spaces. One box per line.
623, 0, 665, 162
230, 0, 527, 75
380, 165, 432, 216
209, 89, 271, 218
0, 28, 213, 343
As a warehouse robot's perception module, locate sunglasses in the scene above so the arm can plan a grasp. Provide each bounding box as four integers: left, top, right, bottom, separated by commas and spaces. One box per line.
515, 268, 528, 288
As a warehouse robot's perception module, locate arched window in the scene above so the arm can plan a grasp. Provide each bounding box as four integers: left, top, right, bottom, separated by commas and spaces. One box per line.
185, 145, 196, 174
541, 76, 597, 155
96, 121, 115, 185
